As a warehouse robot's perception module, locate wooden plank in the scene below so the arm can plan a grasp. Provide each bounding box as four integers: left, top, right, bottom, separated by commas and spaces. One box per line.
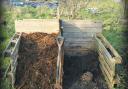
64, 40, 95, 44
63, 32, 95, 38
15, 19, 59, 34
100, 64, 114, 89
61, 20, 102, 28
63, 27, 101, 33
97, 34, 122, 64
64, 49, 94, 56
64, 45, 95, 49
99, 52, 115, 77
96, 37, 113, 61
64, 42, 95, 49
64, 42, 95, 48
97, 46, 115, 71
11, 33, 21, 57
96, 35, 116, 88
96, 37, 116, 73
64, 37, 94, 42
98, 49, 115, 71
100, 63, 114, 84
61, 20, 102, 33
3, 33, 21, 57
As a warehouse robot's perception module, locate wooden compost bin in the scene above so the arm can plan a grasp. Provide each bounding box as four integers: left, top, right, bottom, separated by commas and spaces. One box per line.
3, 19, 122, 89
61, 20, 122, 89
3, 19, 64, 89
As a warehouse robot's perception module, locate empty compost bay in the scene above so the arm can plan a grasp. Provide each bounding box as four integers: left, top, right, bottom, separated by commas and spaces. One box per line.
63, 52, 108, 89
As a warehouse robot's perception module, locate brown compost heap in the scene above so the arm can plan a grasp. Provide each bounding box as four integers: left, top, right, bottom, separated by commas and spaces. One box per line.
15, 33, 58, 89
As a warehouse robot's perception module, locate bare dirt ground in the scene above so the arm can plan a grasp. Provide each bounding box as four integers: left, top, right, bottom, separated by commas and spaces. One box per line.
15, 33, 58, 89
63, 51, 108, 89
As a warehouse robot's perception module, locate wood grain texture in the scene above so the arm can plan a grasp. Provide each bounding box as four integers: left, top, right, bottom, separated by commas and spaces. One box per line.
64, 49, 95, 56
100, 64, 114, 89
62, 20, 101, 55
61, 20, 102, 28
97, 34, 122, 64
64, 42, 95, 49
15, 19, 60, 34
61, 20, 102, 33
99, 52, 115, 77
63, 27, 102, 33
64, 37, 94, 42
63, 32, 95, 38
95, 35, 122, 89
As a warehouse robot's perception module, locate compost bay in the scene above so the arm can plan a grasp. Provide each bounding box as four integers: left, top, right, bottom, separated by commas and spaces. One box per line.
63, 52, 108, 89
15, 33, 58, 89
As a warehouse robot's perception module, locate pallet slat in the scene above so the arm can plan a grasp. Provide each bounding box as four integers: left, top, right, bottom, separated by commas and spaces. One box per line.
62, 20, 102, 28
95, 34, 122, 89
64, 42, 95, 49
100, 63, 113, 83
64, 49, 93, 56
97, 34, 122, 64
15, 19, 59, 34
96, 37, 114, 62
62, 20, 102, 33
100, 64, 114, 89
63, 32, 95, 38
99, 52, 115, 77
64, 38, 94, 42
63, 27, 101, 33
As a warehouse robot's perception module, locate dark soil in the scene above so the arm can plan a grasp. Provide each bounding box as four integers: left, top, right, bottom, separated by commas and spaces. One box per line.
63, 51, 108, 89
15, 33, 58, 89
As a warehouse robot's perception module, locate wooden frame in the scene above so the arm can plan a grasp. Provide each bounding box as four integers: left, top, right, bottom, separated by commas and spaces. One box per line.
3, 32, 22, 88
3, 19, 122, 89
15, 19, 60, 34
95, 34, 122, 89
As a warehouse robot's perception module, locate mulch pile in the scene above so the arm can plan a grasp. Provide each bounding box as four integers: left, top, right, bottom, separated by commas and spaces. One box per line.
15, 33, 58, 89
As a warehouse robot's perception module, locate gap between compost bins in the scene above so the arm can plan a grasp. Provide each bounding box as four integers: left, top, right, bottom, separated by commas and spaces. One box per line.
15, 33, 58, 89
63, 51, 108, 89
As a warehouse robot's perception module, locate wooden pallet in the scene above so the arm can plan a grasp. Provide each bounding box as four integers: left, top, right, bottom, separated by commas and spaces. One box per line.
95, 34, 122, 89
62, 20, 102, 56
3, 32, 22, 88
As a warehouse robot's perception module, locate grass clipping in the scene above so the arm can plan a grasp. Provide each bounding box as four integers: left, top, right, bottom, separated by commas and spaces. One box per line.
15, 33, 58, 89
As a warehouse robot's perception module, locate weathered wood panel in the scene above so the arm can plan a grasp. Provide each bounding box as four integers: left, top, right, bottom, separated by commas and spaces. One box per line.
62, 20, 102, 33
3, 33, 22, 57
62, 20, 102, 28
95, 34, 122, 89
65, 37, 94, 42
99, 52, 115, 77
15, 19, 59, 34
97, 34, 122, 64
3, 32, 21, 87
63, 32, 95, 38
100, 64, 114, 89
62, 20, 102, 55
63, 27, 101, 33
64, 49, 94, 56
64, 41, 95, 48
